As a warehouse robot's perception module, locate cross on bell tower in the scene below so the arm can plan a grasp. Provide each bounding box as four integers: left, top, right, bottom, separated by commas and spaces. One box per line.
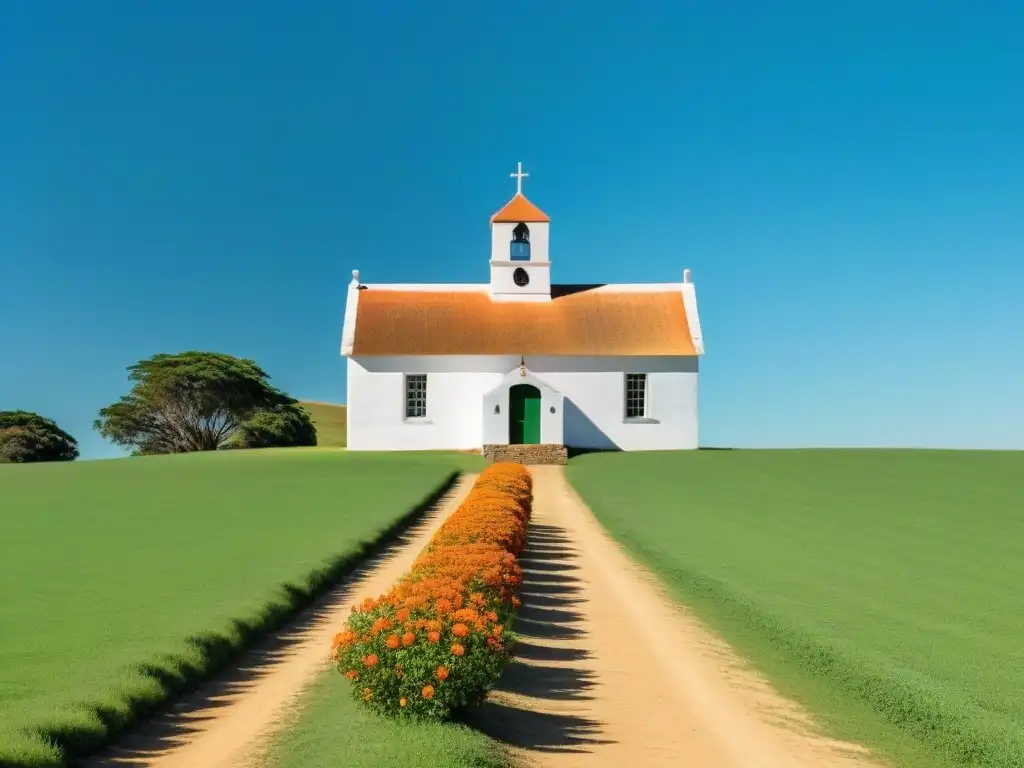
510, 162, 529, 195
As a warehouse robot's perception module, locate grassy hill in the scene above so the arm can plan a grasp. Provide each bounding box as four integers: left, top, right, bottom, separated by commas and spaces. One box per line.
568, 449, 1024, 768
299, 401, 347, 447
0, 448, 482, 767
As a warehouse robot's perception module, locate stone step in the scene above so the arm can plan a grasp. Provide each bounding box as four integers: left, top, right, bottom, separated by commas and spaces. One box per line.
483, 444, 569, 465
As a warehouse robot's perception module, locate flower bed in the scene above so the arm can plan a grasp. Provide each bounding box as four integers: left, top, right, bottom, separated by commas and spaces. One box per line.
332, 462, 532, 719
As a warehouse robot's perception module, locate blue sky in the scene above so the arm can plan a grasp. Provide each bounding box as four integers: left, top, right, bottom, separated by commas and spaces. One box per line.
2, 1, 1022, 458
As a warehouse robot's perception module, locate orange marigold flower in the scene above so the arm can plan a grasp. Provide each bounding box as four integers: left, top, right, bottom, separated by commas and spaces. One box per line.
395, 607, 411, 621
452, 608, 480, 623
399, 697, 408, 707
385, 634, 401, 649
452, 623, 470, 638
486, 610, 498, 622
363, 654, 379, 668
511, 596, 522, 608
436, 665, 450, 681
402, 631, 416, 646
344, 669, 359, 681
362, 687, 373, 701
451, 643, 465, 656
332, 630, 356, 650
370, 617, 392, 635
492, 624, 504, 636
422, 684, 435, 699
427, 630, 440, 643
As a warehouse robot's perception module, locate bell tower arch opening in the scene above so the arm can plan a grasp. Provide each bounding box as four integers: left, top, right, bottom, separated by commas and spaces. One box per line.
510, 222, 531, 261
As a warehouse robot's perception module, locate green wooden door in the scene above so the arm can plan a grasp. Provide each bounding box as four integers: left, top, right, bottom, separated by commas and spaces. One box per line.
509, 384, 541, 445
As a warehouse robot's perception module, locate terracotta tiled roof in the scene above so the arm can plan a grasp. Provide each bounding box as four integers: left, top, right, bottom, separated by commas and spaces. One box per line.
350, 287, 696, 356
490, 194, 550, 223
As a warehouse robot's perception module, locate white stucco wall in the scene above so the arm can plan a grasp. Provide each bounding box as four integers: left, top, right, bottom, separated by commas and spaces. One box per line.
346, 355, 698, 452
488, 260, 552, 300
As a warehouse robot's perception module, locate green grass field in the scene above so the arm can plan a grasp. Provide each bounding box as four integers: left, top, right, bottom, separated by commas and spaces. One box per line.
0, 449, 482, 767
299, 401, 347, 447
260, 668, 511, 768
567, 449, 1024, 768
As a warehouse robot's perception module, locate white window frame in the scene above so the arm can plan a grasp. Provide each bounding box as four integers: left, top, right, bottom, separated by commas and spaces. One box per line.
624, 373, 649, 421
404, 374, 428, 420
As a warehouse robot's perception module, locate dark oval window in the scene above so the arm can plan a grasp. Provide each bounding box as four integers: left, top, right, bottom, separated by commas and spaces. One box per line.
513, 267, 530, 287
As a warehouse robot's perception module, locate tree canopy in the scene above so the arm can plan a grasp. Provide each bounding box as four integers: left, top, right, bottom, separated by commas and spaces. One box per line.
0, 411, 79, 463
231, 405, 318, 449
94, 351, 317, 454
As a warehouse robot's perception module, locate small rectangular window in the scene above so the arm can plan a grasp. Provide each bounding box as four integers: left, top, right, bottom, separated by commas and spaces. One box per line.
625, 373, 647, 419
405, 374, 427, 419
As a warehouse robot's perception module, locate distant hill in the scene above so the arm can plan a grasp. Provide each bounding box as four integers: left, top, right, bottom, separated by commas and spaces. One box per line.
298, 402, 347, 448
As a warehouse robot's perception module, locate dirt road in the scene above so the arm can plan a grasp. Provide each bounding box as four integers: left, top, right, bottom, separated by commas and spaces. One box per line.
470, 465, 878, 768
84, 466, 877, 768
82, 474, 476, 768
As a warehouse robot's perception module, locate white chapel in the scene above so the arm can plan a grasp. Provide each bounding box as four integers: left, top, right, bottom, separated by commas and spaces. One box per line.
340, 164, 704, 460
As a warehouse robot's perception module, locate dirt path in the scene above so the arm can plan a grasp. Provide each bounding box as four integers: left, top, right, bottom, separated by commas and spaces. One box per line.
469, 465, 879, 768
82, 474, 476, 768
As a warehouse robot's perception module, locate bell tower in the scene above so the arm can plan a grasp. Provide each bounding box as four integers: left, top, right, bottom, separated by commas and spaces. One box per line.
489, 162, 551, 301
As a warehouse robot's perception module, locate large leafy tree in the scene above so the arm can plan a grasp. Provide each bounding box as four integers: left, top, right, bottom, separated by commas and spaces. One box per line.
94, 351, 317, 454
0, 411, 79, 463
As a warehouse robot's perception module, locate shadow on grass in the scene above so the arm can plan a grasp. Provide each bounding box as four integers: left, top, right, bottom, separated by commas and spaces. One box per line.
462, 522, 615, 755
32, 472, 464, 768
565, 447, 619, 459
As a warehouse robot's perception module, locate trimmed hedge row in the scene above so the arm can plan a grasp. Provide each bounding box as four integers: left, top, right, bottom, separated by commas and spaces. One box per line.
332, 463, 532, 719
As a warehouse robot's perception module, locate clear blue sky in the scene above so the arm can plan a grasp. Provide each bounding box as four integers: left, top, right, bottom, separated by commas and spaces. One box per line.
2, 1, 1022, 459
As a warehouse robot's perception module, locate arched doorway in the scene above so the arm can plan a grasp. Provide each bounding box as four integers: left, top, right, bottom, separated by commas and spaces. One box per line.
509, 384, 541, 444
